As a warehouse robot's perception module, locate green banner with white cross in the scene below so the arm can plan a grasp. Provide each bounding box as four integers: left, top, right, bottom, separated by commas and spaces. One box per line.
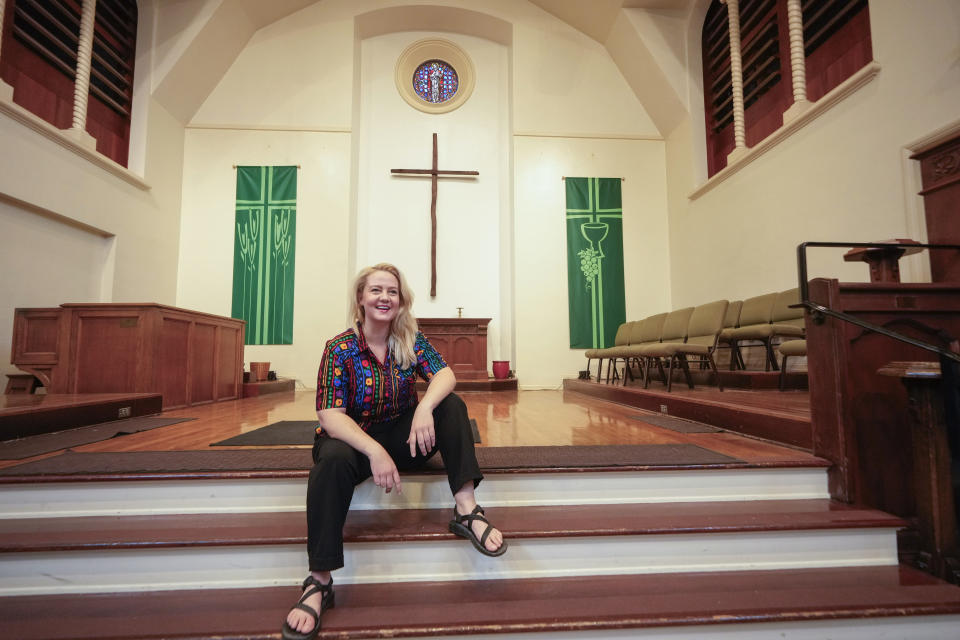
232, 166, 297, 345
565, 177, 626, 349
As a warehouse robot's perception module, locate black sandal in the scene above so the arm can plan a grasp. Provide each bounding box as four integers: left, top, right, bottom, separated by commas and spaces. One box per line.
281, 575, 335, 640
449, 505, 507, 557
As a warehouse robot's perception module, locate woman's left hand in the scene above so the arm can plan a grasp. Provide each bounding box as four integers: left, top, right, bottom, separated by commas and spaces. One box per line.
408, 405, 436, 457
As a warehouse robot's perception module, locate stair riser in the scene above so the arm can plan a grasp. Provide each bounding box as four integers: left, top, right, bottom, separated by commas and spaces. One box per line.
0, 468, 828, 519
360, 616, 960, 640
0, 528, 898, 596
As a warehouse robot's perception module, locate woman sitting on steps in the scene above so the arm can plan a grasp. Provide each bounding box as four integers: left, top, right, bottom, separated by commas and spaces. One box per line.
282, 262, 506, 640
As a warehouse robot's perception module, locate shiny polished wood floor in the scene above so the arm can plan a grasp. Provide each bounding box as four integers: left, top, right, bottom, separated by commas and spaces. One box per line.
0, 387, 821, 470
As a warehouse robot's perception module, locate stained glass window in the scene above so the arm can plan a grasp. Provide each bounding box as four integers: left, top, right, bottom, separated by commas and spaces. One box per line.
413, 60, 459, 104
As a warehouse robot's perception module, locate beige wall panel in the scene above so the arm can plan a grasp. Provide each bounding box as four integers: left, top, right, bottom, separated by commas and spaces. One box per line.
514, 136, 670, 389
177, 129, 352, 387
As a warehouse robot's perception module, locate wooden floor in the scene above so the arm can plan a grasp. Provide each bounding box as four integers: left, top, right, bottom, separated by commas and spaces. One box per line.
566, 377, 813, 449
0, 384, 819, 470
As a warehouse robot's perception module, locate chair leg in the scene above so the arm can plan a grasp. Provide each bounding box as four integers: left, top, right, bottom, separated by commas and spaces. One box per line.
728, 341, 742, 371
622, 359, 635, 386
706, 352, 723, 392
765, 340, 779, 371
678, 354, 694, 390
654, 357, 667, 388
779, 355, 789, 391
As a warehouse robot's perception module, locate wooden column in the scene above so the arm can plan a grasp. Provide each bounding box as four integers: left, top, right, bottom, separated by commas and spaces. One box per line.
782, 0, 810, 122
878, 361, 960, 584
66, 0, 97, 147
722, 0, 747, 162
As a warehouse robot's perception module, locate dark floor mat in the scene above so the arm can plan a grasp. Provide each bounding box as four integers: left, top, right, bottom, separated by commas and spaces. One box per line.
0, 443, 742, 477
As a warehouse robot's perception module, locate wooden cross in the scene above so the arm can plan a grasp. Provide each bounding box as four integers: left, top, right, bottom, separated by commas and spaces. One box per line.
391, 133, 479, 297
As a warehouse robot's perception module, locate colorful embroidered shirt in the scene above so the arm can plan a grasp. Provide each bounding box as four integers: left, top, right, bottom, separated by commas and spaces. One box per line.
316, 324, 447, 432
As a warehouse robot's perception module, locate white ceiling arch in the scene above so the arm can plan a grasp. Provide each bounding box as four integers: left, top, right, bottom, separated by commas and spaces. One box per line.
151, 0, 695, 135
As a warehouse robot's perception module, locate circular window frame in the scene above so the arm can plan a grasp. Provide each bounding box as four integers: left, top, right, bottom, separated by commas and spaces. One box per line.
395, 38, 475, 114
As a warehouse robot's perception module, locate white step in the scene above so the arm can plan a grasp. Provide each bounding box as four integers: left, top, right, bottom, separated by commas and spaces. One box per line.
0, 526, 899, 596
0, 466, 829, 518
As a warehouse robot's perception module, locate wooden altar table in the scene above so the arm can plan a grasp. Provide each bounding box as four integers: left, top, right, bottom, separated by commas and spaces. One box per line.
417, 318, 490, 381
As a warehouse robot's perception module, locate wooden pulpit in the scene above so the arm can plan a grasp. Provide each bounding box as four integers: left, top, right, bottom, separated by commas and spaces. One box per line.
11, 304, 245, 409
806, 279, 960, 579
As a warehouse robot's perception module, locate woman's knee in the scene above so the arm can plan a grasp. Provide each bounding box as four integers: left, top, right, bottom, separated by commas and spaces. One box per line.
311, 438, 360, 480
433, 393, 471, 438
434, 392, 467, 419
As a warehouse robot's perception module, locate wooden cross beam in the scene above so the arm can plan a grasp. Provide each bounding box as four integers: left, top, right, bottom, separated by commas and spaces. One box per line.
391, 133, 479, 297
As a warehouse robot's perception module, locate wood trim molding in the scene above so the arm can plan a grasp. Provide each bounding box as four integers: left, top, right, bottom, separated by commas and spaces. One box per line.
688, 61, 881, 201
513, 131, 662, 141
0, 96, 150, 191
185, 123, 352, 134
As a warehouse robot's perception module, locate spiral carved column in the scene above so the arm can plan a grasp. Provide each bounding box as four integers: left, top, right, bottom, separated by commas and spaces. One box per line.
0, 0, 14, 101
0, 0, 7, 55
71, 0, 96, 134
783, 0, 811, 122
722, 0, 748, 162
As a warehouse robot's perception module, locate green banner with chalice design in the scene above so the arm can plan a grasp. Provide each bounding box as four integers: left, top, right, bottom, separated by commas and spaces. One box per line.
232, 166, 297, 345
565, 177, 625, 349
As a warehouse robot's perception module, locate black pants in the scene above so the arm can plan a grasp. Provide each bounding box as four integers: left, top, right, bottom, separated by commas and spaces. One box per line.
306, 392, 482, 571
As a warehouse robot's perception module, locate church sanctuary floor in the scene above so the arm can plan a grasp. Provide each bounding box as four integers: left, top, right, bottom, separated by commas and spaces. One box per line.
4, 385, 960, 639
0, 385, 816, 470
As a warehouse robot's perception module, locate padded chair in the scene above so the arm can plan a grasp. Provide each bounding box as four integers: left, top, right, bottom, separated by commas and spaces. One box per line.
729, 288, 805, 371
778, 339, 807, 391
585, 321, 634, 382
630, 306, 693, 389
615, 312, 668, 384
640, 301, 728, 392
716, 300, 743, 370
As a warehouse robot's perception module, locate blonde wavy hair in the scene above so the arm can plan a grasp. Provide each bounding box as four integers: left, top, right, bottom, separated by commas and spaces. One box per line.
350, 263, 418, 369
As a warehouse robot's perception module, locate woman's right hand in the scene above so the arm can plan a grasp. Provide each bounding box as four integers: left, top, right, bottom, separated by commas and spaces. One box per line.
369, 446, 402, 494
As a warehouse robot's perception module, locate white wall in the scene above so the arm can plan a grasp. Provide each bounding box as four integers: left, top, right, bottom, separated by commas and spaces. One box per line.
356, 31, 510, 366
0, 95, 186, 378
0, 203, 112, 376
179, 0, 663, 388
177, 129, 353, 388
666, 0, 960, 307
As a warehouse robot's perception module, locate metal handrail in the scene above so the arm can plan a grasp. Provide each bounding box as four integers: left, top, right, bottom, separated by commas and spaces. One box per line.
796, 241, 960, 364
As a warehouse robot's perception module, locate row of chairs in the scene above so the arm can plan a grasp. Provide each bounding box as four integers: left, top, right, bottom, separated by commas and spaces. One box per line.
585, 288, 807, 392
719, 288, 805, 371
585, 300, 729, 392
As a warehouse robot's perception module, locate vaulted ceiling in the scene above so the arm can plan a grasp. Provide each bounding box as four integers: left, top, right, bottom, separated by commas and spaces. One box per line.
530, 0, 692, 43
152, 0, 696, 136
